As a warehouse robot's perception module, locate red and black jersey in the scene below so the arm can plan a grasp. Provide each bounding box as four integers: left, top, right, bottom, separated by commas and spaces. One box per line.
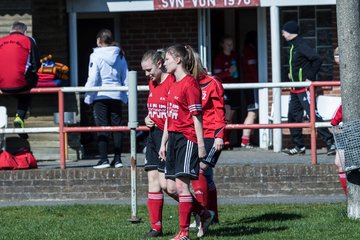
147, 74, 175, 131
199, 75, 226, 139
213, 52, 238, 83
242, 46, 258, 83
0, 32, 40, 91
167, 75, 202, 143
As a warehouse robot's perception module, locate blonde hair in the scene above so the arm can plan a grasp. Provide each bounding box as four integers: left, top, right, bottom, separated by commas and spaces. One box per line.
166, 44, 204, 79
141, 49, 166, 65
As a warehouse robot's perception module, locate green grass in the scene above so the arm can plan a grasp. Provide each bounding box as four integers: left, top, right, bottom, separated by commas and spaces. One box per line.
0, 203, 359, 240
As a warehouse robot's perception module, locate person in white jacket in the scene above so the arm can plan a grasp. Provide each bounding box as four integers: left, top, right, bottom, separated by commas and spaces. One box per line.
84, 29, 128, 169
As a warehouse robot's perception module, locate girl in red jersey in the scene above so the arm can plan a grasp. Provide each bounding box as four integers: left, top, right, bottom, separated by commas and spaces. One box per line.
159, 44, 214, 240
190, 53, 226, 227
141, 49, 176, 238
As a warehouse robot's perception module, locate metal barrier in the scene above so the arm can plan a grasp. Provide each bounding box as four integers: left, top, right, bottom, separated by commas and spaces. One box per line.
0, 80, 340, 168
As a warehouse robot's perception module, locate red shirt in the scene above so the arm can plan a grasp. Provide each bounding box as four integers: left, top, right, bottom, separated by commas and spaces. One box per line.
147, 74, 174, 131
213, 52, 239, 83
242, 46, 258, 83
0, 33, 32, 90
200, 75, 226, 139
167, 75, 202, 143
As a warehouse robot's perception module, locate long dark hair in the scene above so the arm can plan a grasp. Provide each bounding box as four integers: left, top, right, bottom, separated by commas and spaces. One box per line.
96, 29, 125, 58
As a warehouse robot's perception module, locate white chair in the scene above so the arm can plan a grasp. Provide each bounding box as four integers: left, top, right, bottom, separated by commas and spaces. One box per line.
269, 95, 290, 122
0, 106, 7, 150
316, 95, 341, 121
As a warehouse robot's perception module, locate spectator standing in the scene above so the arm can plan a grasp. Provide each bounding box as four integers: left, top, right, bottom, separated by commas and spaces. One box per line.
213, 36, 240, 148
330, 47, 346, 195
0, 21, 40, 139
281, 20, 336, 156
159, 44, 214, 240
241, 31, 259, 149
141, 49, 176, 238
84, 29, 128, 169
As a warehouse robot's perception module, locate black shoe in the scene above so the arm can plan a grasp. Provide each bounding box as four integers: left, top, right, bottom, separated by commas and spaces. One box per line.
145, 229, 163, 238
282, 146, 306, 155
111, 155, 123, 168
93, 159, 110, 169
327, 144, 336, 156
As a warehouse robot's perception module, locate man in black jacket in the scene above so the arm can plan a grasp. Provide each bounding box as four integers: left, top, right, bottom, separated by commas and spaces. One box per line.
281, 20, 335, 156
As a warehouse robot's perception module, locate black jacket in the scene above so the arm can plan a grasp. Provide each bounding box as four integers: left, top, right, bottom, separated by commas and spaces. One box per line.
288, 36, 322, 82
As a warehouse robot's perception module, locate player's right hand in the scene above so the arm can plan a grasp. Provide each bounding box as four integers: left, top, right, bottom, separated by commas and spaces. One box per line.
145, 115, 155, 128
159, 145, 166, 161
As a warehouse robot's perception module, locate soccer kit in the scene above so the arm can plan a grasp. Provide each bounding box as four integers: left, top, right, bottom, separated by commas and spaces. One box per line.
165, 74, 202, 180
192, 74, 226, 222
199, 75, 226, 167
145, 74, 174, 172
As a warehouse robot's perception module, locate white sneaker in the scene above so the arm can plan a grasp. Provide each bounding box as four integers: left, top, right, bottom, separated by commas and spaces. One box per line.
197, 210, 214, 238
93, 159, 111, 169
189, 214, 200, 229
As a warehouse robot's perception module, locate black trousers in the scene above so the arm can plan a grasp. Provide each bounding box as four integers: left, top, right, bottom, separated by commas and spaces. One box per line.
288, 91, 333, 148
93, 99, 123, 160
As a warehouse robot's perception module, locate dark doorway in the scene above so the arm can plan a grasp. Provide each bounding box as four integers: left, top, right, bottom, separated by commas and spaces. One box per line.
210, 8, 259, 147
77, 18, 114, 156
77, 18, 114, 86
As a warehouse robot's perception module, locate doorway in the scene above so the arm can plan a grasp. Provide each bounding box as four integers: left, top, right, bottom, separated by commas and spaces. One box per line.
210, 8, 258, 147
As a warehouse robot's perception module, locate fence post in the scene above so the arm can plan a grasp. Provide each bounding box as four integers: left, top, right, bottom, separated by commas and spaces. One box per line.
309, 84, 317, 165
127, 71, 141, 223
58, 90, 66, 169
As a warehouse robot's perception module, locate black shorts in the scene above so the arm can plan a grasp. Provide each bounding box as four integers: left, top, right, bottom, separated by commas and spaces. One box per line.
201, 138, 222, 168
224, 89, 242, 110
144, 127, 165, 172
165, 132, 199, 180
244, 89, 259, 112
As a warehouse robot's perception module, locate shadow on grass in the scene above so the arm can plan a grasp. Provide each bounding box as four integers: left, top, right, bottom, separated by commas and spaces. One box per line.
240, 212, 303, 223
205, 212, 302, 237
208, 225, 288, 237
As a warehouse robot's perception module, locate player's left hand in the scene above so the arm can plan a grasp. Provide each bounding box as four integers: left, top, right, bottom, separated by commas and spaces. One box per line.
214, 138, 224, 151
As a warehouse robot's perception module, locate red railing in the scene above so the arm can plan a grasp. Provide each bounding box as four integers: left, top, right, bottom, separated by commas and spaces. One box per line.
0, 81, 340, 168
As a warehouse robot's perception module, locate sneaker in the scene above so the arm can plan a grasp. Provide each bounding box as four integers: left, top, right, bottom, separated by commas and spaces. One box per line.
14, 114, 28, 139
197, 210, 214, 238
189, 214, 200, 229
145, 229, 163, 238
327, 144, 336, 156
171, 230, 190, 240
282, 146, 306, 155
93, 159, 110, 169
110, 159, 123, 168
241, 143, 254, 149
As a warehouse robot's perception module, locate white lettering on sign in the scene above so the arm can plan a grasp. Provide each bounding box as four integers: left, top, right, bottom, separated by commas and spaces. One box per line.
161, 0, 184, 8
154, 0, 259, 10
192, 0, 216, 7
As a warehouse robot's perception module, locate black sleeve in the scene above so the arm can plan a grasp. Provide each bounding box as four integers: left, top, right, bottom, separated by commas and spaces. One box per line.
28, 36, 40, 73
300, 43, 322, 80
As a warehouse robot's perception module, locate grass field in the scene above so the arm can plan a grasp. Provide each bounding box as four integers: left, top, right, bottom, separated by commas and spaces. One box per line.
0, 202, 359, 240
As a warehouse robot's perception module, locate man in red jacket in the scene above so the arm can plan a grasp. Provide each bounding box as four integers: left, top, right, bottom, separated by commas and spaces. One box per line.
0, 21, 40, 139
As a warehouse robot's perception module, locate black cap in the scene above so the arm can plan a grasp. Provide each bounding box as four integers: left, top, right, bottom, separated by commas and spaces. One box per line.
283, 21, 299, 34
